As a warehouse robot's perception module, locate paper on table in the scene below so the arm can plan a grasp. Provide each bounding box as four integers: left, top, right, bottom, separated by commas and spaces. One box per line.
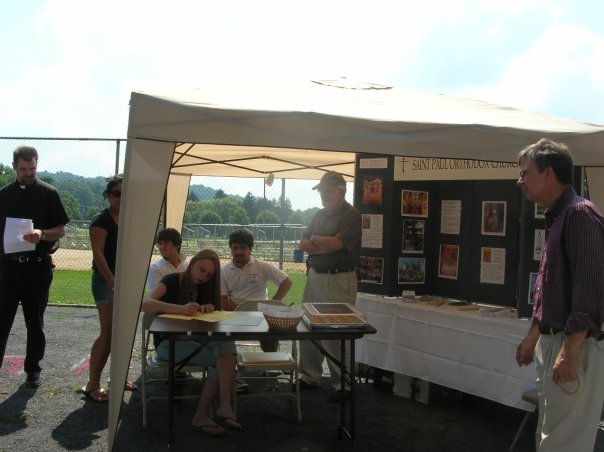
159, 311, 238, 322
4, 217, 35, 254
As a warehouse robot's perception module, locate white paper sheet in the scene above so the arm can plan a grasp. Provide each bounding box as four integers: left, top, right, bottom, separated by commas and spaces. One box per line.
3, 217, 35, 254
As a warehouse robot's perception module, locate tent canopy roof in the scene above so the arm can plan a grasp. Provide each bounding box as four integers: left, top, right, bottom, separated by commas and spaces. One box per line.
172, 143, 356, 180
129, 79, 604, 178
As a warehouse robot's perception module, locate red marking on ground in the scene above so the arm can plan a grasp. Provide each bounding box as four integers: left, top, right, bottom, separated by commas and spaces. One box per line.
71, 356, 90, 375
3, 356, 25, 375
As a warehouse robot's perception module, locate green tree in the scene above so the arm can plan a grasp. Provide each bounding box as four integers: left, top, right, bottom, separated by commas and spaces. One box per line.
52, 173, 106, 220
256, 210, 280, 224
242, 192, 258, 222
37, 171, 56, 185
60, 192, 82, 221
184, 198, 248, 224
0, 163, 15, 187
276, 196, 294, 219
207, 198, 249, 224
287, 211, 303, 224
214, 189, 227, 199
184, 200, 206, 223
199, 210, 222, 224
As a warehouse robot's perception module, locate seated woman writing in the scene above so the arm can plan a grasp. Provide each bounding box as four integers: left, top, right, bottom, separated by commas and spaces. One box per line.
142, 249, 242, 436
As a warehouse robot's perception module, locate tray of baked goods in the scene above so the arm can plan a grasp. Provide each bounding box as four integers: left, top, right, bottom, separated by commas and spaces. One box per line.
302, 303, 368, 329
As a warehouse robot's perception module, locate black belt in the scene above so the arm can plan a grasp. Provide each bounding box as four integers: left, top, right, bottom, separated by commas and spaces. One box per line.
5, 254, 48, 264
312, 267, 355, 274
539, 326, 563, 335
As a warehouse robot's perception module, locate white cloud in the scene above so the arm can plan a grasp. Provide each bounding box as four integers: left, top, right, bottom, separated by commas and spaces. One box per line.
463, 23, 604, 122
1, 0, 603, 143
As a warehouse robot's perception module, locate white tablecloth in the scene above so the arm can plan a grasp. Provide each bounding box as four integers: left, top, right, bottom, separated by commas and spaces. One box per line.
355, 293, 536, 411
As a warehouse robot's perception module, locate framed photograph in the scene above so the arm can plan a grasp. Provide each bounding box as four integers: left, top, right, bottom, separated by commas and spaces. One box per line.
402, 219, 425, 253
440, 199, 461, 235
357, 256, 384, 284
534, 204, 546, 219
438, 244, 459, 280
480, 247, 506, 285
361, 214, 383, 249
398, 257, 426, 284
401, 190, 429, 218
481, 201, 506, 236
362, 175, 383, 205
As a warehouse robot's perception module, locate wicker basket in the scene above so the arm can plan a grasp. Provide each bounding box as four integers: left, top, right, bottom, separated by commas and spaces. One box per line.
263, 313, 303, 331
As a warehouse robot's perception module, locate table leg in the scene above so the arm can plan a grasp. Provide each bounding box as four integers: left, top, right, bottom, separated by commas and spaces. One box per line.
336, 339, 356, 444
350, 338, 356, 442
339, 339, 346, 439
311, 338, 357, 444
168, 339, 175, 446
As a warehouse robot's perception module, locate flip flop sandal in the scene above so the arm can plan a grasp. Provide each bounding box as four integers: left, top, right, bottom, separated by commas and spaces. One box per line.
81, 387, 109, 403
214, 416, 244, 432
191, 424, 225, 437
124, 381, 138, 391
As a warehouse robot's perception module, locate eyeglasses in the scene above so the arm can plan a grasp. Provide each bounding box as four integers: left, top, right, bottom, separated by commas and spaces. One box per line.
109, 190, 122, 197
518, 169, 531, 180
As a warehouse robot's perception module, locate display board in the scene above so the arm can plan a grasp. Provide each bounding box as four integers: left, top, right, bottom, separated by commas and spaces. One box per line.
353, 153, 564, 313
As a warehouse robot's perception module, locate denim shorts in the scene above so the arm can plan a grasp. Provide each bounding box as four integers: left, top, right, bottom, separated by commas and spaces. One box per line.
154, 340, 236, 378
91, 271, 114, 305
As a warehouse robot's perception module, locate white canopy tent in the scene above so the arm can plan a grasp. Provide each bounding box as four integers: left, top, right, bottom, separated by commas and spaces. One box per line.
108, 79, 604, 449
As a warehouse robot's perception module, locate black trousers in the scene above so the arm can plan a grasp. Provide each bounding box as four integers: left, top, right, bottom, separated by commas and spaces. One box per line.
0, 257, 53, 374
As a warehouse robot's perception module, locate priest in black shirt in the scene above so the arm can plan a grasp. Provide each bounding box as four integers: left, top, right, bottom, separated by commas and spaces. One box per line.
0, 146, 69, 388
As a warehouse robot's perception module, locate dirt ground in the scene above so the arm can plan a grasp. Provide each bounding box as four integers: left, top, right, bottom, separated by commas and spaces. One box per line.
3, 305, 604, 451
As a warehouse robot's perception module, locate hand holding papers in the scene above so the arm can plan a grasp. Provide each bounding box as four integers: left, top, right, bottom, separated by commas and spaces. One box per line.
4, 217, 35, 254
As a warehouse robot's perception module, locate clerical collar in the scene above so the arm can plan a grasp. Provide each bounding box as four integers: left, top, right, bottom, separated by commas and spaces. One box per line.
16, 178, 37, 189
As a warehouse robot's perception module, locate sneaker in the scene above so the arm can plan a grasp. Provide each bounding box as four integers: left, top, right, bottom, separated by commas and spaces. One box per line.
25, 372, 41, 388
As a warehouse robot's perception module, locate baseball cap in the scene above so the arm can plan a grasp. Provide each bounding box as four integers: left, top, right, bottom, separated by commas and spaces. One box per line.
312, 171, 347, 191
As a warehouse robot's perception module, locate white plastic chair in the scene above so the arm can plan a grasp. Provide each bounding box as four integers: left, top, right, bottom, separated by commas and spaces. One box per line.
234, 300, 302, 423
140, 312, 208, 428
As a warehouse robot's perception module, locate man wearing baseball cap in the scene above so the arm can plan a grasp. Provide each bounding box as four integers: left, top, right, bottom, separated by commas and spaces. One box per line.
295, 171, 361, 402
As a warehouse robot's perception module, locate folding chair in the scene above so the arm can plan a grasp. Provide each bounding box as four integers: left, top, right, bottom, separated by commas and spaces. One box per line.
234, 300, 302, 423
509, 388, 538, 451
140, 311, 208, 428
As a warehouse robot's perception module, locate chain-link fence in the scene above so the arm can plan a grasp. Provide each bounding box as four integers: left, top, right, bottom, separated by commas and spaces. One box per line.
2, 137, 316, 305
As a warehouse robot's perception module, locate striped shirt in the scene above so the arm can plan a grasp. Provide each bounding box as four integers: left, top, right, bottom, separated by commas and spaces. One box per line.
532, 188, 604, 339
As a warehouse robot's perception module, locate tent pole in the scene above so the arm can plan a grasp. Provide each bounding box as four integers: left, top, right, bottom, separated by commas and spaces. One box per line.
279, 178, 285, 270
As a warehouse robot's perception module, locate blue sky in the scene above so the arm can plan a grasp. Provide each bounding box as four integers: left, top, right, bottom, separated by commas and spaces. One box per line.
1, 0, 603, 209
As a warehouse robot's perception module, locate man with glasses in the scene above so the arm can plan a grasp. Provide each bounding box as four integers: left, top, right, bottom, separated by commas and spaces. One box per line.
515, 138, 604, 451
0, 146, 69, 388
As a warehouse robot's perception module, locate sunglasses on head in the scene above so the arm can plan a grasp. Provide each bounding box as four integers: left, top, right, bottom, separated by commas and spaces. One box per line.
109, 190, 122, 198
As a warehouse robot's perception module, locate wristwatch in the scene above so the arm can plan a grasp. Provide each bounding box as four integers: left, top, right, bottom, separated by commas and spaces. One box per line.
40, 230, 47, 241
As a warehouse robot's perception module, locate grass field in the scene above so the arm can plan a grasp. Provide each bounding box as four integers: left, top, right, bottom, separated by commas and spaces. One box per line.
49, 269, 307, 306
